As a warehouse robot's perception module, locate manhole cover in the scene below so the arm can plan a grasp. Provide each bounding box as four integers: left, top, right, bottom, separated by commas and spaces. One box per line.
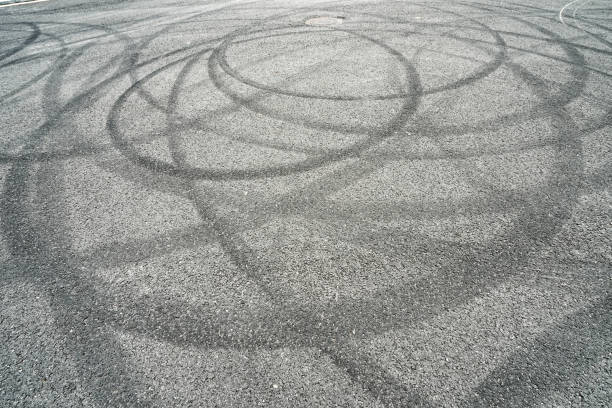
305, 16, 345, 26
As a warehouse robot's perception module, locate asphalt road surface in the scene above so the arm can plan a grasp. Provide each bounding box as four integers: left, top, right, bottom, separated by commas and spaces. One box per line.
1, 0, 611, 407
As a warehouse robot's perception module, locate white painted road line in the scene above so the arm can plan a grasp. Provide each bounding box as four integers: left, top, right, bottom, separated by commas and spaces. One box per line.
559, 0, 584, 24
0, 0, 49, 8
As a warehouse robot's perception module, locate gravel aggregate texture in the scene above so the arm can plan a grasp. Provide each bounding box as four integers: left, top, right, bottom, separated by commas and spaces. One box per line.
0, 0, 611, 407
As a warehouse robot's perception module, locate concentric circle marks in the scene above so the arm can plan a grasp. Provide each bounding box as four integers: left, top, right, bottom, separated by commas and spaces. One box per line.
80, 1, 588, 388
215, 22, 506, 101
109, 29, 422, 180
215, 25, 414, 101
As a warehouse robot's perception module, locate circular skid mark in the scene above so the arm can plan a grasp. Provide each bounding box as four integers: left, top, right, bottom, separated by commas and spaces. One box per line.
305, 16, 345, 26
216, 26, 412, 101
1, 1, 609, 407
104, 1, 587, 337
109, 7, 516, 178
215, 11, 507, 101
108, 23, 423, 180
0, 23, 40, 62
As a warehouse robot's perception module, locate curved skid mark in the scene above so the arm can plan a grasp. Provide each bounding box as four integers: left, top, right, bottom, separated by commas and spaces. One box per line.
0, 22, 40, 62
1, 1, 610, 407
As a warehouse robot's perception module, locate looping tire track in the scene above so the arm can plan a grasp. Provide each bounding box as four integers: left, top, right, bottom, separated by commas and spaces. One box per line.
1, 1, 611, 407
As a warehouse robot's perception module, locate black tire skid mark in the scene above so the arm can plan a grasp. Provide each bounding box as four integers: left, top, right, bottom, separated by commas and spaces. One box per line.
111, 2, 511, 178
148, 4, 586, 406
104, 5, 431, 404
203, 22, 505, 139
2, 1, 608, 406
0, 22, 203, 163
1, 23, 164, 408
163, 28, 431, 407
0, 3, 350, 405
101, 2, 592, 405
187, 7, 591, 408
464, 294, 612, 407
0, 20, 140, 160
123, 0, 370, 114
108, 27, 422, 180
0, 29, 67, 104
0, 22, 40, 62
